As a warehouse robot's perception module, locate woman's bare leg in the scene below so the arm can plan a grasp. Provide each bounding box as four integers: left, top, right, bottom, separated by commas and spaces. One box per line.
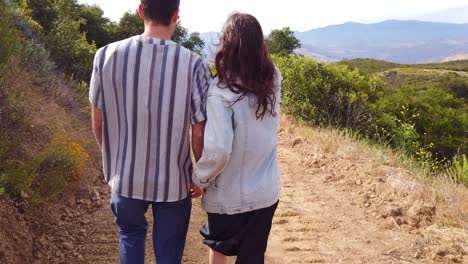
209, 249, 227, 264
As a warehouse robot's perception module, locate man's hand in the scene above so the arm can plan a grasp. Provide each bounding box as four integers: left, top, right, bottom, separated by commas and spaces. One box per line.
190, 182, 203, 198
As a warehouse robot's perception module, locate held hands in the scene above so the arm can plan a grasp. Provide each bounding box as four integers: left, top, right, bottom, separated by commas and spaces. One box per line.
190, 182, 203, 198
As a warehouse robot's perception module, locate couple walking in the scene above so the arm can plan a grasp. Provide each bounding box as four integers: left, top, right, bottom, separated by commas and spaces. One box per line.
89, 0, 281, 263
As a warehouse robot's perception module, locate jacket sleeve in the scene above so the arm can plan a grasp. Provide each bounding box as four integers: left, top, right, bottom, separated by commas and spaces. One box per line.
192, 94, 234, 189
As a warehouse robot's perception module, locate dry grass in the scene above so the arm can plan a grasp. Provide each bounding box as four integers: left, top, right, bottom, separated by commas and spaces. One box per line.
4, 66, 101, 194
279, 115, 468, 229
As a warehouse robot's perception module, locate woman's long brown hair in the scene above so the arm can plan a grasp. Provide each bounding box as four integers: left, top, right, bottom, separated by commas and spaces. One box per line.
215, 13, 277, 120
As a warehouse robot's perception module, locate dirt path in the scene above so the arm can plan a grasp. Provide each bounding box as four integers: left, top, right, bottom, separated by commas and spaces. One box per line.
266, 138, 417, 263
79, 131, 467, 264
80, 194, 208, 264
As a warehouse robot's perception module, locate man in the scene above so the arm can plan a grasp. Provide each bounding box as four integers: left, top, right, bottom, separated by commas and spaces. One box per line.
89, 0, 210, 263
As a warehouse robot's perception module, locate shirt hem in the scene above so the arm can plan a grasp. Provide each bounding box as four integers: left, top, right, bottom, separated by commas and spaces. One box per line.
108, 184, 189, 203
201, 190, 280, 215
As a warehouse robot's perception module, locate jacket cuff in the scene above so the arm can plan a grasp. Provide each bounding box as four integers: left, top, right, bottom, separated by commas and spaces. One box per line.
192, 172, 211, 189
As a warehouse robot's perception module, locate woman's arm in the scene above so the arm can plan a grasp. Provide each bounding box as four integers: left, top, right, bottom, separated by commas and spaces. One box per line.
192, 94, 234, 189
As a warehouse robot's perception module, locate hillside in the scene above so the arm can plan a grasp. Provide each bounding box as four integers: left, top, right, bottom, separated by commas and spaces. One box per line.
1, 2, 467, 264
0, 46, 105, 263
340, 59, 468, 97
295, 20, 468, 63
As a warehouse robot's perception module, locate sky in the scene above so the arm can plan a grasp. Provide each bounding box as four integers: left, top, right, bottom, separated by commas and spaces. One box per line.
78, 0, 468, 33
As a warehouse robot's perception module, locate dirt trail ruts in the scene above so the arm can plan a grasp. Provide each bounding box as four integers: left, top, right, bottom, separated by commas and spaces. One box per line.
79, 131, 467, 264
266, 140, 417, 263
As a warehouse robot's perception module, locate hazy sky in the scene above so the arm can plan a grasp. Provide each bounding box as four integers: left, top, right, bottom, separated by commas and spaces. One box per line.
78, 0, 468, 33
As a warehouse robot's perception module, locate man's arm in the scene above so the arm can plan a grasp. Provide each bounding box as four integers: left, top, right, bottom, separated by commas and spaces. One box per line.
190, 121, 206, 198
91, 106, 103, 149
191, 121, 206, 162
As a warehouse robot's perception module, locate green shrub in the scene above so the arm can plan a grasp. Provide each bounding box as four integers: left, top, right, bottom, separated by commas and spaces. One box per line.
0, 4, 20, 73
0, 88, 33, 199
448, 154, 468, 186
47, 17, 96, 81
0, 135, 89, 201
31, 136, 89, 200
0, 89, 34, 199
372, 85, 468, 159
18, 40, 58, 87
274, 55, 384, 130
0, 161, 37, 199
275, 55, 467, 175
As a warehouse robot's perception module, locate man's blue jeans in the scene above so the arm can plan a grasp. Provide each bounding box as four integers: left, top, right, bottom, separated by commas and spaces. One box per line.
110, 192, 192, 264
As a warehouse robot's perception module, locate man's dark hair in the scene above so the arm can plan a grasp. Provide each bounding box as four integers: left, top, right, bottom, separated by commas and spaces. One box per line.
140, 0, 180, 25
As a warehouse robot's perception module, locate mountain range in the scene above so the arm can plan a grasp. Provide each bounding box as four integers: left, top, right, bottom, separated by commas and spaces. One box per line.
201, 20, 468, 64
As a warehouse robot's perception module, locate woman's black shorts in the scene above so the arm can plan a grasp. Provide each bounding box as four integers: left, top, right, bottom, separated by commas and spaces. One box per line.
200, 201, 279, 264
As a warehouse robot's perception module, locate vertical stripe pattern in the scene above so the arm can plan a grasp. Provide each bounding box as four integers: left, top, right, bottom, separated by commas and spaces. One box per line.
89, 36, 211, 202
127, 41, 143, 197
177, 53, 194, 200
117, 41, 132, 195
153, 44, 169, 201
143, 44, 158, 199
98, 46, 110, 181
111, 45, 122, 176
163, 44, 181, 201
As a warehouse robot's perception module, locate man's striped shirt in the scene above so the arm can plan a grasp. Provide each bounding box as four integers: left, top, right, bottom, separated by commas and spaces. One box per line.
89, 35, 211, 202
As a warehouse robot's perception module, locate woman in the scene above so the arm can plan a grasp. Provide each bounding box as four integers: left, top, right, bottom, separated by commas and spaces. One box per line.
192, 13, 282, 264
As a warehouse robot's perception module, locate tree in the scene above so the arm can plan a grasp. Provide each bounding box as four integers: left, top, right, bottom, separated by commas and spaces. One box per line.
266, 27, 301, 56
172, 21, 188, 43
27, 0, 57, 32
172, 22, 204, 55
78, 4, 111, 48
114, 15, 204, 54
115, 11, 143, 40
181, 32, 204, 55
46, 0, 96, 81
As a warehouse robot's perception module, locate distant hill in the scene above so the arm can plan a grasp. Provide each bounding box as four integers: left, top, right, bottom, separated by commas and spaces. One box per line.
339, 58, 468, 99
295, 20, 468, 63
340, 58, 468, 74
442, 53, 468, 62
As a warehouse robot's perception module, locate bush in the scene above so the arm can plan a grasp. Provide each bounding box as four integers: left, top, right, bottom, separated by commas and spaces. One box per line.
0, 90, 33, 198
0, 4, 20, 73
16, 39, 59, 88
448, 154, 468, 186
0, 89, 30, 164
274, 55, 384, 130
31, 135, 89, 200
0, 135, 89, 201
372, 85, 468, 159
47, 17, 96, 81
275, 55, 467, 174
